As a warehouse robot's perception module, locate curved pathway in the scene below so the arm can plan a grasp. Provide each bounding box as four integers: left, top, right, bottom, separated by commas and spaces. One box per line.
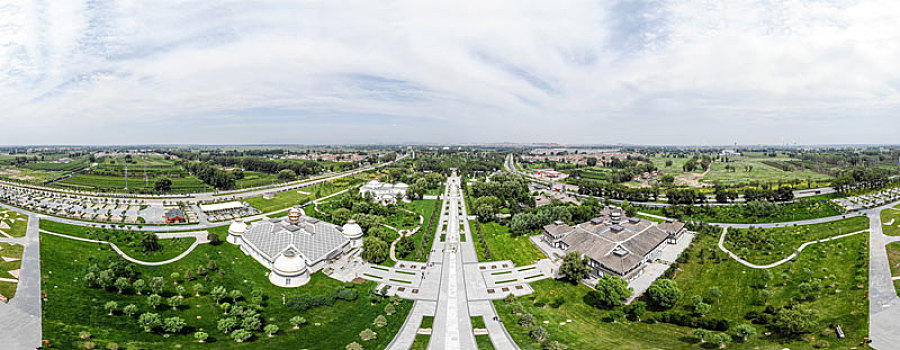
717, 226, 868, 269
40, 230, 209, 266
388, 208, 424, 262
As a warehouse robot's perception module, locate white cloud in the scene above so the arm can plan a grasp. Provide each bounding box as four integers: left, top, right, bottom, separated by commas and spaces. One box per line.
1, 0, 899, 145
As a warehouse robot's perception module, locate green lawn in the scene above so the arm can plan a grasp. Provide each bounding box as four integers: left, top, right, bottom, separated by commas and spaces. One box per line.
648, 155, 832, 188
0, 242, 23, 299
244, 174, 368, 213
476, 222, 544, 266
723, 217, 869, 265
640, 199, 841, 224
41, 225, 412, 349
886, 242, 900, 277
0, 208, 29, 237
234, 171, 282, 189
121, 237, 197, 263
880, 208, 900, 236
674, 227, 869, 349
410, 334, 430, 349
40, 221, 203, 263
397, 199, 439, 261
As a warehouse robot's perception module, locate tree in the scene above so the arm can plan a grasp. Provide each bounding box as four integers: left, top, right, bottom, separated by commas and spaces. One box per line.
162, 317, 186, 333
142, 233, 160, 252
194, 331, 209, 343
693, 328, 710, 343
176, 285, 186, 298
104, 301, 118, 315
148, 276, 165, 293
241, 316, 262, 331
530, 326, 549, 342
231, 329, 252, 342
332, 208, 352, 225
147, 294, 163, 309
624, 301, 646, 321
383, 152, 397, 162
586, 157, 598, 167
290, 316, 307, 329
211, 285, 227, 302
518, 313, 536, 328
346, 342, 364, 350
114, 277, 130, 294
123, 304, 138, 317
361, 237, 389, 264
374, 315, 387, 328
647, 278, 683, 309
278, 169, 297, 181
154, 178, 172, 192
133, 279, 145, 294
193, 283, 204, 297
359, 328, 377, 341
138, 313, 161, 332
709, 332, 731, 348
385, 303, 396, 315
218, 317, 238, 333
170, 272, 181, 284
773, 306, 820, 335
559, 252, 589, 283
229, 289, 243, 302
587, 275, 632, 308
265, 324, 279, 337
732, 323, 756, 341
694, 302, 711, 316
168, 295, 182, 310
207, 231, 221, 245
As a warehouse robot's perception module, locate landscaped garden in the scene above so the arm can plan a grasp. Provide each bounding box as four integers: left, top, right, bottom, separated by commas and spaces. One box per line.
498, 222, 870, 349
474, 221, 544, 266
39, 221, 203, 263
41, 225, 412, 349
723, 216, 869, 265
0, 208, 29, 238
244, 173, 371, 213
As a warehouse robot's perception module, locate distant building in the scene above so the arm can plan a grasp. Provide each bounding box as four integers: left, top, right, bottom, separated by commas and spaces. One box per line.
542, 208, 687, 281
163, 208, 186, 224
532, 169, 563, 179
227, 208, 363, 287
720, 149, 742, 156
360, 180, 408, 205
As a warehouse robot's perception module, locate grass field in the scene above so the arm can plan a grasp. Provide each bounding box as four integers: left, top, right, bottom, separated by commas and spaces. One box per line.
499, 225, 870, 349
723, 217, 869, 265
0, 242, 23, 299
234, 171, 281, 189
397, 199, 439, 261
0, 208, 29, 238
880, 207, 900, 236
887, 242, 900, 278
639, 199, 841, 224
674, 227, 869, 349
649, 155, 832, 188
40, 221, 199, 263
41, 226, 412, 349
56, 174, 211, 193
476, 222, 544, 266
245, 174, 369, 213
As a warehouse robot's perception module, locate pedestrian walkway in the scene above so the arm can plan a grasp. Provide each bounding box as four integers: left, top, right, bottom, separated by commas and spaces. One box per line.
0, 214, 41, 349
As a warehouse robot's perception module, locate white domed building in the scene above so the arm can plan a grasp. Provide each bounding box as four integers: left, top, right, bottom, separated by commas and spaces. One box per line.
360, 180, 408, 205
269, 248, 310, 287
227, 218, 248, 244
342, 219, 363, 248
227, 206, 359, 287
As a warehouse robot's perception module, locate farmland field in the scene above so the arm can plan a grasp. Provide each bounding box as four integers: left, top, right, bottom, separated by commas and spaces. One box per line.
649, 154, 832, 187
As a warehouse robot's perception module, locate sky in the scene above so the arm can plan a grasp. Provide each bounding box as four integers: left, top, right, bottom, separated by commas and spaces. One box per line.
2, 0, 899, 146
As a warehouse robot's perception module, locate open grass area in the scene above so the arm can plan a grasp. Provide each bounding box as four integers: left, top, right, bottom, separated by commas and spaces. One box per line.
649, 155, 832, 188
397, 199, 439, 261
0, 167, 67, 184
723, 216, 869, 265
499, 225, 870, 350
0, 242, 23, 299
410, 334, 430, 349
639, 199, 841, 224
674, 227, 869, 349
0, 208, 29, 237
886, 242, 900, 277
41, 226, 412, 349
234, 171, 282, 189
476, 222, 544, 266
40, 221, 200, 263
245, 174, 368, 213
476, 334, 496, 349
880, 207, 900, 236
